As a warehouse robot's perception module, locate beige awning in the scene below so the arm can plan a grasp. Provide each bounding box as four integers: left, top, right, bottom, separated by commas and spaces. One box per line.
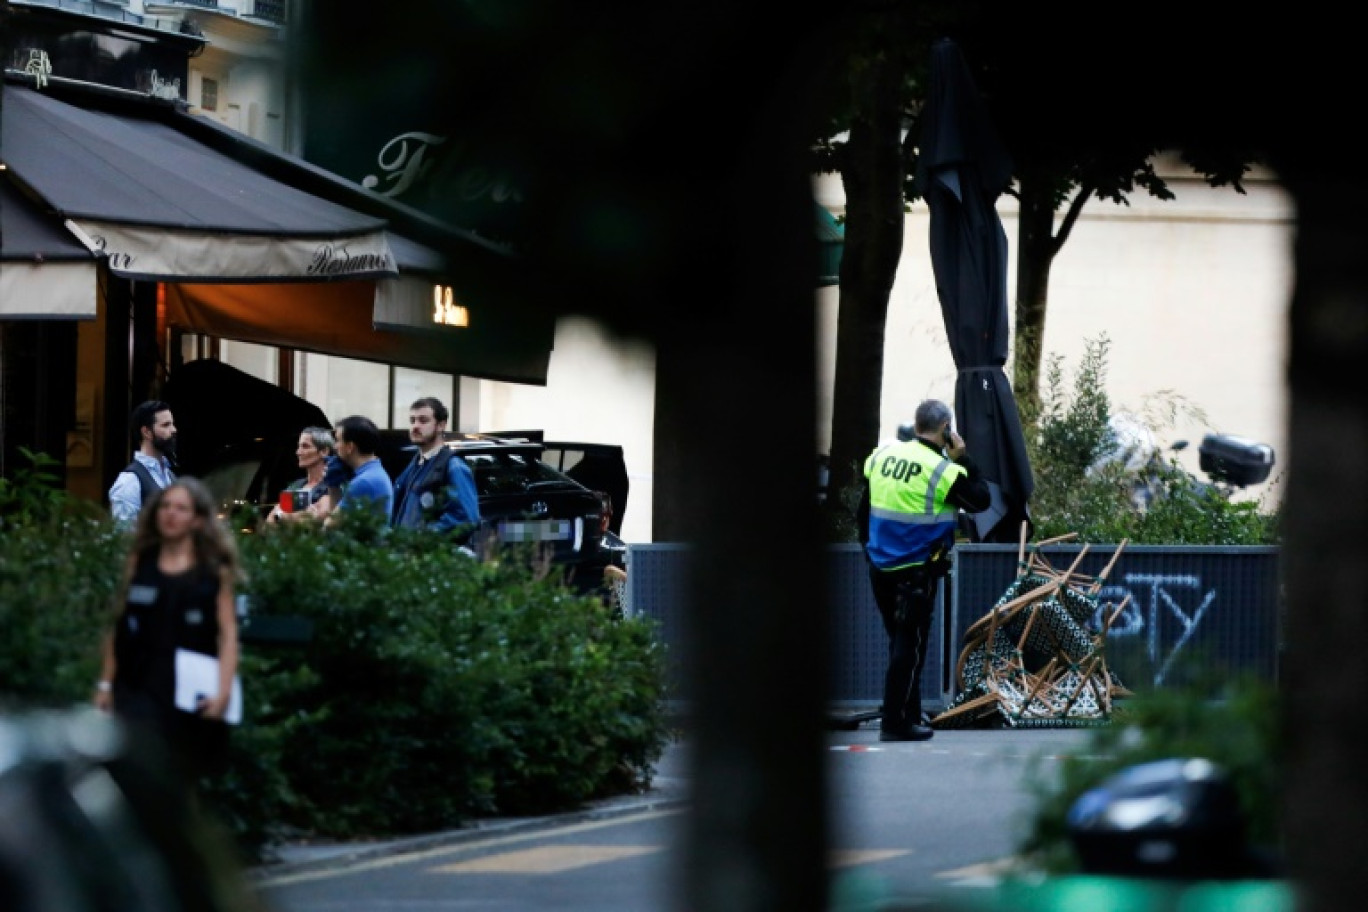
0, 179, 96, 319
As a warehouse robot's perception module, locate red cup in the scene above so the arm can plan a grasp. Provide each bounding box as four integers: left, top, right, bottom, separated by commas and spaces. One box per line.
278, 490, 294, 514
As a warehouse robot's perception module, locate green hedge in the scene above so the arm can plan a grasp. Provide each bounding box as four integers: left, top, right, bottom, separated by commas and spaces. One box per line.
0, 470, 670, 860
0, 493, 122, 705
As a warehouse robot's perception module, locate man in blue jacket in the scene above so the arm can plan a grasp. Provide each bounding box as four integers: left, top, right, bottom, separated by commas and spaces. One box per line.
391, 397, 481, 546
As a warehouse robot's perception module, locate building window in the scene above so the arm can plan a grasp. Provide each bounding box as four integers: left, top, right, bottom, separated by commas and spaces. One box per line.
252, 0, 288, 24
201, 77, 218, 112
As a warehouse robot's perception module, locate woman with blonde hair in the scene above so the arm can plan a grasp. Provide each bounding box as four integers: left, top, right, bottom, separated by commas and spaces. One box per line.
94, 476, 242, 787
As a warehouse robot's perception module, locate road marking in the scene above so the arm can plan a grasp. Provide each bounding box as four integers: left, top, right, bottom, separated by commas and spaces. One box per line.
257, 806, 927, 888
429, 845, 911, 876
256, 809, 685, 888
830, 745, 884, 752
936, 856, 1020, 885
433, 845, 661, 874
830, 849, 910, 868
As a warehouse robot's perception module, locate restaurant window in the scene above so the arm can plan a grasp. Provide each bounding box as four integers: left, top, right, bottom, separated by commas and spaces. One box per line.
200, 77, 218, 112
220, 340, 277, 384
297, 353, 389, 428
392, 368, 454, 429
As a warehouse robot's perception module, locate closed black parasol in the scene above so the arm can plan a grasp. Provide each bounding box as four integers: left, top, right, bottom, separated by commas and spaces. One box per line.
914, 38, 1034, 542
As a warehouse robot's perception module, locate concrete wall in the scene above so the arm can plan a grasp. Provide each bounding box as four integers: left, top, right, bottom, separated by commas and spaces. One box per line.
469, 316, 657, 544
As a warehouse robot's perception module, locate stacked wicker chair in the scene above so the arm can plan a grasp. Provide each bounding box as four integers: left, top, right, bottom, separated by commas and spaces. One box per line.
933, 525, 1132, 730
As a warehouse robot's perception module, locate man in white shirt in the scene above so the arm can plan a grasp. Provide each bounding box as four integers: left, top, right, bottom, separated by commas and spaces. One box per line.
107, 400, 178, 528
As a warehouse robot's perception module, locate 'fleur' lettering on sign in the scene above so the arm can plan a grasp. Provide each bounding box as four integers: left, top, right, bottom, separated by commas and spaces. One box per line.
362, 132, 447, 198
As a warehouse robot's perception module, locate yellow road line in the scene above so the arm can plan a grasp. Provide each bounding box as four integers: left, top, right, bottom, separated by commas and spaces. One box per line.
433, 844, 662, 874
830, 849, 911, 868
258, 808, 921, 888
256, 809, 685, 888
936, 857, 1020, 882
427, 846, 912, 876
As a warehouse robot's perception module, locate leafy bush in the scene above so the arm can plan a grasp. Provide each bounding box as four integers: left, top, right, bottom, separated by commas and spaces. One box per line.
1025, 334, 1280, 545
0, 451, 125, 709
0, 466, 670, 860
206, 510, 671, 847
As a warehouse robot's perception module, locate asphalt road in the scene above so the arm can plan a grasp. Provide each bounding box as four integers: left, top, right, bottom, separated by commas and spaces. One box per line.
249, 725, 1101, 912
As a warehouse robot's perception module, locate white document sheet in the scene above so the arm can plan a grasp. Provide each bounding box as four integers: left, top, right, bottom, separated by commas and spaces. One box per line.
174, 648, 242, 725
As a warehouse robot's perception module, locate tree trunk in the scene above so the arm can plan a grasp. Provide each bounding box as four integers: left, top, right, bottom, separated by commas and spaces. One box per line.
1011, 174, 1058, 422
824, 54, 909, 527
1274, 163, 1368, 912
1006, 176, 1056, 423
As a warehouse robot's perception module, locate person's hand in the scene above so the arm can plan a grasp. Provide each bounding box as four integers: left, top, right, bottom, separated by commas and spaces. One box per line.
93, 686, 113, 713
946, 430, 966, 462
197, 693, 230, 721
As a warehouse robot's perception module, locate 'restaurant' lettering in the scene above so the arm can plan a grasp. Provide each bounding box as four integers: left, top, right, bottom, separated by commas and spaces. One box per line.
306, 244, 394, 276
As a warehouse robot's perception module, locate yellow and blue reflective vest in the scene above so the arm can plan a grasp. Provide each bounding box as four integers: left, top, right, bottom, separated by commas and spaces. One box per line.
863, 439, 965, 571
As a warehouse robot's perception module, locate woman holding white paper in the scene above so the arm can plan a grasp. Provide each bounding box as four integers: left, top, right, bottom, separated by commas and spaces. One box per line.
94, 476, 242, 786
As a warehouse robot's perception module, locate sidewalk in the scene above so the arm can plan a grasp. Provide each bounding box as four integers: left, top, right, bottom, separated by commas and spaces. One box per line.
249, 737, 692, 879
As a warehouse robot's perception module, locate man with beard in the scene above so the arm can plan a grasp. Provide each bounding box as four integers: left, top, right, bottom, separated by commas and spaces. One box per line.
108, 400, 178, 528
391, 397, 480, 546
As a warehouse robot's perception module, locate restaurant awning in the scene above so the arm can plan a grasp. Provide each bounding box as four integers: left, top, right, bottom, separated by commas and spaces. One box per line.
164, 279, 554, 384
0, 178, 97, 319
0, 74, 554, 383
4, 82, 397, 283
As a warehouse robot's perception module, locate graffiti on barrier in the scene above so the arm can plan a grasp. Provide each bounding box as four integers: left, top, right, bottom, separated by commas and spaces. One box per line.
1096, 574, 1217, 686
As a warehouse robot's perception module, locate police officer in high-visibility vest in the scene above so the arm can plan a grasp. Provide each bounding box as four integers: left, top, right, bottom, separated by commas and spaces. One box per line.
858, 399, 990, 741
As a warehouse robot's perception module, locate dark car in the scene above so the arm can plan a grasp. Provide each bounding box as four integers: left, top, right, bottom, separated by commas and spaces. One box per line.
378, 432, 625, 593
478, 430, 629, 536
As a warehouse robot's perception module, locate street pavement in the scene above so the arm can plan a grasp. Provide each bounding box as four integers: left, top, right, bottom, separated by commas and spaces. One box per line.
248, 723, 1103, 911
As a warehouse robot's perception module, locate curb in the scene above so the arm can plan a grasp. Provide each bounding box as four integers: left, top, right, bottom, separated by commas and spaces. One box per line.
247, 788, 690, 881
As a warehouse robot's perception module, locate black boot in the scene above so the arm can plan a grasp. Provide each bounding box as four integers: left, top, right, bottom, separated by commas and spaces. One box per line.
879, 723, 934, 742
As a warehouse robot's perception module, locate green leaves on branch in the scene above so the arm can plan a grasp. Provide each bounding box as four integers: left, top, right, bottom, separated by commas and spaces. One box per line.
1025, 334, 1280, 545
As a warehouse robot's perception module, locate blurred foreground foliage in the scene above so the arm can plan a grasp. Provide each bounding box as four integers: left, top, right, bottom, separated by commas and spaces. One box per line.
1017, 674, 1282, 874
0, 463, 671, 861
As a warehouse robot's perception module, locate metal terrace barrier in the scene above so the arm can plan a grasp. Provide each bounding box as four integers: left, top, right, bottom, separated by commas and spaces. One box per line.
626, 543, 1282, 710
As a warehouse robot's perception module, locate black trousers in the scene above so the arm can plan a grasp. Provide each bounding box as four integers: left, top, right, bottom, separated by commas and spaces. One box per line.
868, 563, 940, 732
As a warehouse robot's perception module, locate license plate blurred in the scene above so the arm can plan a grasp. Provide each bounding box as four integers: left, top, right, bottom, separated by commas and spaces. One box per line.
499, 519, 572, 542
